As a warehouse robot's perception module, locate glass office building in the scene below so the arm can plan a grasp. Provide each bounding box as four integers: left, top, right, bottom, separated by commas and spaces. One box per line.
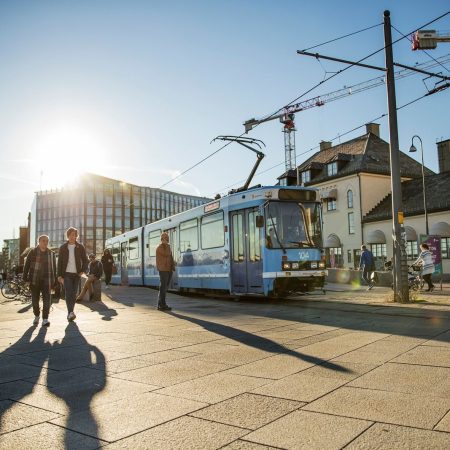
30, 173, 210, 255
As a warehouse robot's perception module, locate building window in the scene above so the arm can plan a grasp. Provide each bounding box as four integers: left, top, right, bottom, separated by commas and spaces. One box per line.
370, 244, 387, 257
347, 249, 352, 263
441, 237, 450, 259
347, 190, 353, 208
406, 241, 419, 259
348, 212, 355, 234
326, 199, 336, 211
327, 162, 338, 176
301, 170, 311, 184
328, 247, 342, 268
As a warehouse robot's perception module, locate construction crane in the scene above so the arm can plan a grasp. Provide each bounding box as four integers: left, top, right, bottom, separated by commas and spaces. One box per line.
244, 55, 450, 172
412, 30, 450, 50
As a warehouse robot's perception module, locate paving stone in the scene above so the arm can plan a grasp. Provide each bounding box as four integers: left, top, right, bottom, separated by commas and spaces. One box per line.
103, 415, 246, 449
0, 399, 60, 434
304, 386, 450, 429
0, 359, 43, 383
346, 422, 450, 449
300, 361, 376, 381
157, 373, 270, 404
50, 392, 207, 442
392, 345, 450, 367
348, 362, 450, 398
243, 410, 372, 449
189, 346, 275, 366
435, 410, 450, 432
25, 366, 106, 388
222, 441, 279, 450
424, 330, 450, 348
112, 358, 231, 386
192, 393, 302, 429
0, 421, 102, 449
227, 352, 314, 379
0, 380, 35, 400
13, 376, 156, 414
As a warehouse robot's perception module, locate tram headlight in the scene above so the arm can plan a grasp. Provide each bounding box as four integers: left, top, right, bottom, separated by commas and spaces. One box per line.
319, 261, 326, 268
282, 262, 291, 270
310, 262, 318, 269
291, 262, 299, 270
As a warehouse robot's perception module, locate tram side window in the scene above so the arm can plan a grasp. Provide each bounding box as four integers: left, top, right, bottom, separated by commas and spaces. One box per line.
129, 237, 139, 260
201, 211, 224, 249
248, 211, 262, 262
112, 243, 120, 264
148, 230, 161, 256
232, 214, 244, 262
180, 218, 198, 252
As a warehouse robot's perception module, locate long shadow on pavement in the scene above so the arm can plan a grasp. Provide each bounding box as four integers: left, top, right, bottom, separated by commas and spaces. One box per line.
170, 311, 350, 373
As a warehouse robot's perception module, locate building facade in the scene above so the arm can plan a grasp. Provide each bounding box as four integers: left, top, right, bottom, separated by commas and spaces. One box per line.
30, 173, 211, 255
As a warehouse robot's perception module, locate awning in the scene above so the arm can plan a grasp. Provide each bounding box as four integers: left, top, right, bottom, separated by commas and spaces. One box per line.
324, 234, 341, 248
429, 222, 450, 237
320, 188, 337, 200
366, 229, 386, 244
404, 226, 417, 241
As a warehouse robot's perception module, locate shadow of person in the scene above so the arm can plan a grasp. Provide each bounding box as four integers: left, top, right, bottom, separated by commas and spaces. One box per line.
78, 300, 118, 321
47, 323, 106, 449
0, 326, 50, 433
170, 312, 349, 373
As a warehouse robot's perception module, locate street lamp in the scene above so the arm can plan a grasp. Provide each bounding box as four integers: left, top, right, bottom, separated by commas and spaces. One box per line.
409, 135, 429, 235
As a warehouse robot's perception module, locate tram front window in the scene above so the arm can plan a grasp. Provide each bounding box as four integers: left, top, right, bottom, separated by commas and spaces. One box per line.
265, 202, 322, 249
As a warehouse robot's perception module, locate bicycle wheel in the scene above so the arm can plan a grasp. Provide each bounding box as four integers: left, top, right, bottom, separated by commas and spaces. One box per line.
1, 281, 20, 299
20, 285, 32, 300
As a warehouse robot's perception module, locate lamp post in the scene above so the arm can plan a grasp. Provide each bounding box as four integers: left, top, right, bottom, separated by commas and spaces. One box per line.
409, 135, 429, 235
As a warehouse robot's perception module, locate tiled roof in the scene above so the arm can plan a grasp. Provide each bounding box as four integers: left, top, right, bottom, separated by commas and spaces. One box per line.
363, 172, 450, 222
287, 132, 434, 184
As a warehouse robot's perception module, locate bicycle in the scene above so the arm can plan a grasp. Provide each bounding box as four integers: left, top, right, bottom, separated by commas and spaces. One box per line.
1, 276, 32, 301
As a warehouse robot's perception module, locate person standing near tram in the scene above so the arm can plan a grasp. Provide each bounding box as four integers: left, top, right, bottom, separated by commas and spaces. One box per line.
57, 227, 88, 322
155, 232, 175, 311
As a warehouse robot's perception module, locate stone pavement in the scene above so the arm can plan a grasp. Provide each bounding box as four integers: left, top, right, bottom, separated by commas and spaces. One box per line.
1, 284, 450, 449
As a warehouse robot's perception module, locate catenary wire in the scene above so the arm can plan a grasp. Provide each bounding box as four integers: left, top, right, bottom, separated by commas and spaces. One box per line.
159, 10, 450, 189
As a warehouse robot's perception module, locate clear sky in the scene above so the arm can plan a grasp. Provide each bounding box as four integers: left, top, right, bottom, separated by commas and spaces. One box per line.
0, 0, 449, 244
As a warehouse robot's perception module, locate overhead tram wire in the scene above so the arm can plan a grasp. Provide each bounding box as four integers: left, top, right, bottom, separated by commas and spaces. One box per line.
159, 11, 450, 190
212, 86, 449, 196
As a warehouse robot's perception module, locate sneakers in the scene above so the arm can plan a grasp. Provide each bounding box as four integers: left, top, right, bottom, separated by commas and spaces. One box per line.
33, 315, 39, 325
157, 305, 172, 311
67, 311, 76, 322
42, 319, 50, 327
367, 284, 374, 290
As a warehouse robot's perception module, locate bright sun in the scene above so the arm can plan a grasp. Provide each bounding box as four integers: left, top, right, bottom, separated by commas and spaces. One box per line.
33, 123, 106, 189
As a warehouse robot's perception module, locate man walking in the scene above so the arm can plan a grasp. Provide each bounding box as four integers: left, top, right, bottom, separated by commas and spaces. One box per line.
359, 244, 375, 290
57, 227, 88, 322
23, 235, 57, 327
156, 232, 175, 311
77, 254, 103, 301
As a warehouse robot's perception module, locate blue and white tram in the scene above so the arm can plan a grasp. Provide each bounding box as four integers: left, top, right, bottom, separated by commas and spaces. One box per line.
105, 185, 327, 297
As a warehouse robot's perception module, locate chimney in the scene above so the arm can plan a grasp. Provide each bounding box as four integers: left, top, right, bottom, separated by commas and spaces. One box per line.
437, 138, 450, 173
365, 122, 380, 137
320, 141, 332, 151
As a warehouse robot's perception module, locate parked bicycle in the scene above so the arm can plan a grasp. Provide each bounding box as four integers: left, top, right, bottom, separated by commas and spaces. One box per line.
1, 276, 32, 301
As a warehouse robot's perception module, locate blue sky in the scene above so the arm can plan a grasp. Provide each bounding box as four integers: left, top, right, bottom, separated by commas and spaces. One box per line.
0, 0, 449, 243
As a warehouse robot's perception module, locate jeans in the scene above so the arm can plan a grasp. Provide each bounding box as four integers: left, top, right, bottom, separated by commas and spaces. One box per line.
362, 269, 372, 286
423, 273, 434, 290
64, 273, 80, 313
158, 271, 172, 307
31, 280, 51, 319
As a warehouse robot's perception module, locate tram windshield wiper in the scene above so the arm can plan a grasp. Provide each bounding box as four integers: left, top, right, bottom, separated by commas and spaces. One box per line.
288, 241, 314, 248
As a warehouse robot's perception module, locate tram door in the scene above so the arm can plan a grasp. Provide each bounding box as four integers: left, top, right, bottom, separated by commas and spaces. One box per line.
230, 208, 263, 294
165, 228, 179, 289
120, 241, 128, 285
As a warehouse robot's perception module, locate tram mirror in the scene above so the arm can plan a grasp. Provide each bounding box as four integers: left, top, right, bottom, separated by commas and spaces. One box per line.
255, 216, 264, 228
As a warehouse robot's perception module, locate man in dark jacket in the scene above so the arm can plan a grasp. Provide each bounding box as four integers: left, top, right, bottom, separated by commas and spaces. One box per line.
359, 244, 375, 290
57, 227, 88, 322
23, 235, 57, 327
77, 254, 103, 301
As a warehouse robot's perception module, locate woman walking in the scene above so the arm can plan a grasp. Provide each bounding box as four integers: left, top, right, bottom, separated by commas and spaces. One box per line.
101, 248, 114, 289
413, 243, 435, 292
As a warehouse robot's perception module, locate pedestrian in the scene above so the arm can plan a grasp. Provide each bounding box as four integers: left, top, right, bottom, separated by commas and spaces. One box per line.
57, 227, 88, 322
77, 254, 103, 301
101, 248, 114, 289
23, 235, 57, 327
413, 243, 435, 292
359, 244, 375, 290
155, 232, 175, 311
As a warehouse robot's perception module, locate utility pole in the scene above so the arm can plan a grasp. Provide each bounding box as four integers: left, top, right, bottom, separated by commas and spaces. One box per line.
384, 10, 409, 303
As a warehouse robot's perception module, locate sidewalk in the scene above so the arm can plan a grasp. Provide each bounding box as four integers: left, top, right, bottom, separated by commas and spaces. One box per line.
1, 285, 450, 449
